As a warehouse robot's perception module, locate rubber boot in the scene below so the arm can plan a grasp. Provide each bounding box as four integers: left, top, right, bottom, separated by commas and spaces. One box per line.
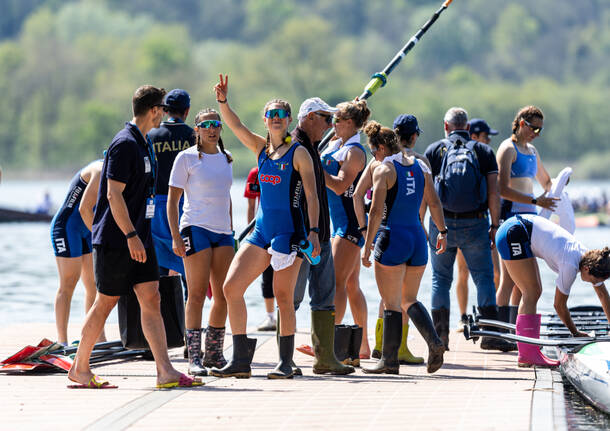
276, 310, 302, 376
372, 318, 383, 359
398, 322, 424, 365
509, 305, 519, 325
432, 307, 450, 351
348, 325, 363, 367
362, 310, 401, 375
311, 310, 355, 375
334, 324, 351, 363
408, 302, 445, 374
267, 335, 295, 379
479, 306, 516, 352
516, 314, 559, 368
186, 329, 208, 376
210, 334, 256, 378
202, 326, 227, 368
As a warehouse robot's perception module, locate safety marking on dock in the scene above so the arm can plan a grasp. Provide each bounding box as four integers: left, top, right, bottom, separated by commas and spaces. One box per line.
83, 332, 275, 431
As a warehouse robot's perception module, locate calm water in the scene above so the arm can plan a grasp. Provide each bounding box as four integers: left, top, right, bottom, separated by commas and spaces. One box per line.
0, 179, 609, 330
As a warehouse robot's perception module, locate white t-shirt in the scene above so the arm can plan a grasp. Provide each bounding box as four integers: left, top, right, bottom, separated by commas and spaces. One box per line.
169, 146, 233, 234
523, 214, 588, 295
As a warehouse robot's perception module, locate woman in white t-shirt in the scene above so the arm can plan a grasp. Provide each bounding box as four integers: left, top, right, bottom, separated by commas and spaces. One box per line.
495, 214, 610, 368
167, 108, 234, 377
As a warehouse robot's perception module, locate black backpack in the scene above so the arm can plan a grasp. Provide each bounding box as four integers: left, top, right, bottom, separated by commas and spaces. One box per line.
434, 139, 487, 213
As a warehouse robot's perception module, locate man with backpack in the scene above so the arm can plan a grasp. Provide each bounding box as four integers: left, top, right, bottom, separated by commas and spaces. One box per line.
424, 107, 512, 352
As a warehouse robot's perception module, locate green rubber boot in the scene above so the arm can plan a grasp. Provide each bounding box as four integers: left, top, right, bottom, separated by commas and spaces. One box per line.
398, 322, 424, 365
371, 318, 383, 359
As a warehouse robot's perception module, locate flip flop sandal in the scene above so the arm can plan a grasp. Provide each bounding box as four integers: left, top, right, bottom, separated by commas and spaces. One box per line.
156, 373, 204, 389
68, 375, 118, 389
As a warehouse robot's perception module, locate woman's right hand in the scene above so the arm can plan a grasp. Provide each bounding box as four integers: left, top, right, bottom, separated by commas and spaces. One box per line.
535, 193, 560, 211
172, 235, 186, 258
214, 74, 228, 102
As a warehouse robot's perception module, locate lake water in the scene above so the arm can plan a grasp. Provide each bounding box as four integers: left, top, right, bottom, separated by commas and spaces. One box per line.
0, 179, 609, 333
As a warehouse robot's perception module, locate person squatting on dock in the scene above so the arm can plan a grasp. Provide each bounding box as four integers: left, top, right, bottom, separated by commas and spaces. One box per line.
210, 74, 320, 379
356, 122, 446, 375
495, 214, 610, 367
167, 108, 234, 376
68, 86, 202, 389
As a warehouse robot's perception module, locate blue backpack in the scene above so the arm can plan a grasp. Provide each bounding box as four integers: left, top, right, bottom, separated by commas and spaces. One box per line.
434, 139, 487, 213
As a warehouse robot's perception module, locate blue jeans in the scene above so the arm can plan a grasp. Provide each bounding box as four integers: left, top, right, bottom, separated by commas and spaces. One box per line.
293, 240, 335, 311
429, 217, 496, 310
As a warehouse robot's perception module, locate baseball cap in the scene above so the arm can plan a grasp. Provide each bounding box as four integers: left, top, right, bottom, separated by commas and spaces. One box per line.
468, 118, 498, 135
298, 97, 338, 120
164, 89, 191, 111
393, 114, 423, 137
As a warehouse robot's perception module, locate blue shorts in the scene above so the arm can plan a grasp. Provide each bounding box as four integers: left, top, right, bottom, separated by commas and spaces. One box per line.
246, 215, 304, 255
374, 226, 428, 266
151, 195, 185, 275
51, 211, 91, 258
496, 216, 534, 260
180, 225, 234, 256
332, 224, 365, 248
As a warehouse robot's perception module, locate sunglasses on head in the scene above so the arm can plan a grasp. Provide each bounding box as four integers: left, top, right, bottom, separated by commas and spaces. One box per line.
523, 118, 543, 135
265, 108, 290, 119
197, 120, 222, 129
314, 112, 332, 125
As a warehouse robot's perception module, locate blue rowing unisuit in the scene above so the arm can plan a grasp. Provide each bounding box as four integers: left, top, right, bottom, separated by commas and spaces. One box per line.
374, 158, 428, 266
247, 143, 306, 254
321, 135, 366, 247
50, 162, 100, 258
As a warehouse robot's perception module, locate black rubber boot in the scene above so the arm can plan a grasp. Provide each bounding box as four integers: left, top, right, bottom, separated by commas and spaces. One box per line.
509, 305, 519, 325
431, 307, 450, 351
276, 310, 302, 376
311, 310, 355, 375
362, 310, 401, 375
348, 325, 363, 367
186, 328, 207, 376
334, 324, 351, 363
408, 302, 445, 373
267, 335, 295, 379
479, 306, 516, 352
210, 334, 256, 378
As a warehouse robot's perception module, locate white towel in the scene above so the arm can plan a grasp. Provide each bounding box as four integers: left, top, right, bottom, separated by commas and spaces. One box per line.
538, 166, 575, 233
267, 248, 297, 271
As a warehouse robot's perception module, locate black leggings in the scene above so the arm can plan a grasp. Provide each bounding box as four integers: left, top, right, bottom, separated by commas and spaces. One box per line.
261, 265, 274, 299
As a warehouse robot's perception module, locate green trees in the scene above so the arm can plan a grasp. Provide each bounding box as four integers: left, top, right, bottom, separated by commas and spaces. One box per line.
0, 0, 609, 178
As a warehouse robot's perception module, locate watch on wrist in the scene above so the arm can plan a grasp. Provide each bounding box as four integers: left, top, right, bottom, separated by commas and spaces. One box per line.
309, 227, 320, 234
358, 226, 367, 232
439, 228, 448, 235
531, 198, 537, 205
126, 230, 137, 239
490, 224, 499, 229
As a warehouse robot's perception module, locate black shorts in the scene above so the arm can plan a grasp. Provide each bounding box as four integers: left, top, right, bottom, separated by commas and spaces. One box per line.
93, 245, 160, 296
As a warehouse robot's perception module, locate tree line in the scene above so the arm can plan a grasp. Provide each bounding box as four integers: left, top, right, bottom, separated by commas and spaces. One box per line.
0, 0, 609, 178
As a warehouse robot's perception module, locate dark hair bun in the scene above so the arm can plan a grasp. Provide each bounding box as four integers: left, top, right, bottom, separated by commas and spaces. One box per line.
364, 121, 382, 138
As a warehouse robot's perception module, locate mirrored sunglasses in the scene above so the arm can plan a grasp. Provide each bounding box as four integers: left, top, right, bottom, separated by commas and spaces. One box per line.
523, 118, 543, 135
197, 120, 222, 129
264, 108, 290, 119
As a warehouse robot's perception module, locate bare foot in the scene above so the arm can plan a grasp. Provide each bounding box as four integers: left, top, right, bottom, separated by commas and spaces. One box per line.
68, 363, 95, 386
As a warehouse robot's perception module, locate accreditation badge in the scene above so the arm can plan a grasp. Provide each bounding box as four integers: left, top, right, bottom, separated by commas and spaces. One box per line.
145, 198, 155, 219
144, 156, 151, 173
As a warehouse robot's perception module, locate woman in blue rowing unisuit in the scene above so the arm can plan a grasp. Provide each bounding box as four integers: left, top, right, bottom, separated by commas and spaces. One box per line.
321, 99, 371, 364
357, 121, 447, 375
496, 106, 559, 327
210, 75, 320, 379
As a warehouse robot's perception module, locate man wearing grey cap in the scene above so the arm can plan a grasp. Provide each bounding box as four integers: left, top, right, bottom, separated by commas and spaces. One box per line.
291, 97, 354, 375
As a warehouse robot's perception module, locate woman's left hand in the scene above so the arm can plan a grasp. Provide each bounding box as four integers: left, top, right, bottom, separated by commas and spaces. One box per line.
362, 247, 372, 268
572, 330, 590, 338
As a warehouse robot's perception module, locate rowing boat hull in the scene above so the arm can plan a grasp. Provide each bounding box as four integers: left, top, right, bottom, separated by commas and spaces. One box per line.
0, 207, 52, 223
559, 341, 610, 415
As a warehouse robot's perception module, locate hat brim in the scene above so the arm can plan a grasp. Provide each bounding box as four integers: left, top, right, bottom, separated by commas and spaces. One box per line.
488, 128, 498, 135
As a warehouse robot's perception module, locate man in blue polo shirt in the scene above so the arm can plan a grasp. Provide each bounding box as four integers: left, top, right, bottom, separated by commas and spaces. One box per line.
148, 89, 194, 278
68, 85, 201, 389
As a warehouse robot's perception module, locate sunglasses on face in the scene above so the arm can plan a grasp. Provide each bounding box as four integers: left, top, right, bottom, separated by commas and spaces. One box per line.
265, 108, 290, 119
332, 116, 344, 125
523, 118, 543, 135
369, 146, 378, 156
314, 112, 332, 125
197, 120, 222, 129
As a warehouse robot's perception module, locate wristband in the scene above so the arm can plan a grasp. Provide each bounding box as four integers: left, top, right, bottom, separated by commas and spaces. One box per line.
531, 198, 537, 205
309, 227, 320, 234
217, 99, 227, 104
126, 230, 137, 239
358, 226, 367, 232
439, 228, 448, 235
490, 224, 499, 229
